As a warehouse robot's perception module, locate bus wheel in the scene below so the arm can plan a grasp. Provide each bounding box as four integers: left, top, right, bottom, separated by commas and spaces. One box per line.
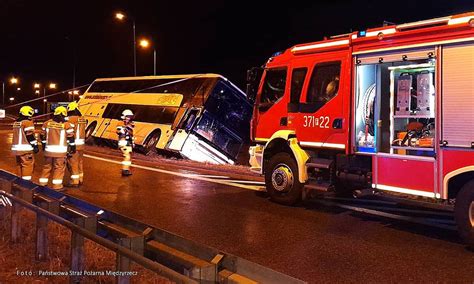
265, 152, 303, 206
84, 122, 97, 145
142, 131, 161, 155
454, 180, 474, 248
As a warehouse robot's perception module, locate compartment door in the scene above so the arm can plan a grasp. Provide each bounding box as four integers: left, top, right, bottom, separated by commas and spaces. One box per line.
441, 42, 474, 148
373, 155, 437, 198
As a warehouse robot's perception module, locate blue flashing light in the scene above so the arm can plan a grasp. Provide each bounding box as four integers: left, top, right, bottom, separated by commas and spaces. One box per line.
271, 51, 284, 57
358, 31, 367, 37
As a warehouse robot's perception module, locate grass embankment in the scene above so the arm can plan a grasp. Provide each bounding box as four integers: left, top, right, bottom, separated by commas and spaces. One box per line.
0, 209, 171, 283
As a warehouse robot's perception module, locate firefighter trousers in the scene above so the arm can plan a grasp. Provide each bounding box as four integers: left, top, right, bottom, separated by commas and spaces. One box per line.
15, 153, 34, 181
120, 146, 132, 172
67, 150, 84, 185
40, 156, 66, 190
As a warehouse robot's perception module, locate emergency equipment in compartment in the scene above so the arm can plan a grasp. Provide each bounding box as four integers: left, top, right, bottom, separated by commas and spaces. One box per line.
396, 74, 412, 115
416, 72, 435, 116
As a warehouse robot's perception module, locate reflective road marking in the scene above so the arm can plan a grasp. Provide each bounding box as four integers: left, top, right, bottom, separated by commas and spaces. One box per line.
84, 154, 266, 192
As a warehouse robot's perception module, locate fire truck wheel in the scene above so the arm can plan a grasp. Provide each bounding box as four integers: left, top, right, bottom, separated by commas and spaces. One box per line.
454, 181, 474, 248
265, 152, 303, 206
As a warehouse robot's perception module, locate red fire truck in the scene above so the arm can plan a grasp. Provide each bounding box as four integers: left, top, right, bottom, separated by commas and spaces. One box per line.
247, 12, 474, 246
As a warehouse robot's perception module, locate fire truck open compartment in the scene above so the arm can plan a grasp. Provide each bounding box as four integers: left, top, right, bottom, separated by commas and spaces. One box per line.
354, 49, 437, 158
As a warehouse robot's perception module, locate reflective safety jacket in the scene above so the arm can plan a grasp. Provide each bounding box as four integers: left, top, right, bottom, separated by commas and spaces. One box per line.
40, 120, 75, 157
11, 119, 37, 155
116, 121, 134, 147
68, 115, 87, 150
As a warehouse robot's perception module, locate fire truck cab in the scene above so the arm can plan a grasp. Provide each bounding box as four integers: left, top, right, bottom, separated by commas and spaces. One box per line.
248, 12, 474, 246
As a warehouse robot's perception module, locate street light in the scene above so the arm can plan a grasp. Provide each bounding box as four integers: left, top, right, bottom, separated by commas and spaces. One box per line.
139, 38, 157, 75
115, 11, 137, 76
67, 90, 80, 101
2, 77, 19, 106
35, 82, 56, 114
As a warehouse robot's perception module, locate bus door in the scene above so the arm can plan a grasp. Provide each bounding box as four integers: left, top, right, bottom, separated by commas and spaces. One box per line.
101, 119, 122, 140
167, 107, 202, 151
93, 118, 112, 138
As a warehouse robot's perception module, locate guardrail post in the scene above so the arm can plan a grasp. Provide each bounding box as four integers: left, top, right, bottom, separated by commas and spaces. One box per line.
10, 189, 22, 243
10, 183, 34, 243
70, 216, 96, 284
116, 236, 143, 284
116, 238, 131, 284
35, 201, 49, 261
70, 228, 84, 284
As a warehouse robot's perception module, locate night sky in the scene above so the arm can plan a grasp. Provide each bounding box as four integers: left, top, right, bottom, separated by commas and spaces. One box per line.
1, 0, 473, 99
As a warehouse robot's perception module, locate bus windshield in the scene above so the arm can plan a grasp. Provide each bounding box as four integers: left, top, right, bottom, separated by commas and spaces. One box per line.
193, 81, 253, 158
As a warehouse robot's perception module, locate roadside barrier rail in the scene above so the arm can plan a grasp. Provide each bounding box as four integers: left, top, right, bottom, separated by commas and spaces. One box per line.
0, 170, 306, 284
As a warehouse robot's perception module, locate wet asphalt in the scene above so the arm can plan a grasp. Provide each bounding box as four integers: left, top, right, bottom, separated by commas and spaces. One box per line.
0, 129, 472, 282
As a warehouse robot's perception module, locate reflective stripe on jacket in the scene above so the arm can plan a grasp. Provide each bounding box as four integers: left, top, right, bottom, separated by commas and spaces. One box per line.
116, 121, 134, 147
41, 120, 74, 157
68, 115, 87, 150
11, 120, 35, 155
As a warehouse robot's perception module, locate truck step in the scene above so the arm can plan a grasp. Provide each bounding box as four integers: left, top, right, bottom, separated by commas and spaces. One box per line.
304, 182, 333, 192
307, 158, 333, 169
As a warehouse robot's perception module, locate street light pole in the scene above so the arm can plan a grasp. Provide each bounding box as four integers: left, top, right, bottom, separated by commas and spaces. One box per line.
2, 82, 4, 106
43, 87, 46, 114
153, 49, 156, 75
133, 20, 137, 76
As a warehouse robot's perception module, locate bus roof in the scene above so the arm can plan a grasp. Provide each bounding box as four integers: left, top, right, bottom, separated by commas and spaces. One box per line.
93, 73, 225, 82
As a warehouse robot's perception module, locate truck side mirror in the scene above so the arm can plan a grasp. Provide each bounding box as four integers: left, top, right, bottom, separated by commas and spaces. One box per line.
246, 67, 263, 104
246, 83, 256, 103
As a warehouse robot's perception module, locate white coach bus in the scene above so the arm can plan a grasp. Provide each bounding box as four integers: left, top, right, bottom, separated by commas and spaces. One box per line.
78, 74, 252, 164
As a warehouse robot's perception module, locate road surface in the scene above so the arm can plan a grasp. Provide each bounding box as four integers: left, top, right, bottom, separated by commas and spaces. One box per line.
0, 129, 472, 282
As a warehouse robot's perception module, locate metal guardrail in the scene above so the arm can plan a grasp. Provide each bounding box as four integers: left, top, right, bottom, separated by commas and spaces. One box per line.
0, 170, 306, 284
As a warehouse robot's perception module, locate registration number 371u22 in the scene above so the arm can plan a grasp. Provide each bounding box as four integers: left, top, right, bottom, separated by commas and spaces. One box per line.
303, 115, 330, 128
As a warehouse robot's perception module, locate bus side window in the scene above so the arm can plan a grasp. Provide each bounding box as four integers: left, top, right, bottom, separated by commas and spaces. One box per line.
259, 68, 287, 112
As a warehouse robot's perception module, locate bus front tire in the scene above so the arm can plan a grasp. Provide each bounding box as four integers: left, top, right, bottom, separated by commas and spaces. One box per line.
265, 152, 303, 206
142, 131, 161, 155
85, 123, 97, 145
454, 180, 474, 248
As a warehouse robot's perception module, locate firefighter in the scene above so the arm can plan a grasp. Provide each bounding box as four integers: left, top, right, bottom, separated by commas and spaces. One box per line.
116, 109, 134, 176
11, 106, 39, 180
65, 101, 87, 187
39, 106, 75, 190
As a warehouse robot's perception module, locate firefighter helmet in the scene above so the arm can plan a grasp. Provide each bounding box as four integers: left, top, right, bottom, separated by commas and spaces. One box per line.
121, 109, 134, 119
54, 106, 68, 117
19, 106, 35, 117
67, 101, 79, 111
